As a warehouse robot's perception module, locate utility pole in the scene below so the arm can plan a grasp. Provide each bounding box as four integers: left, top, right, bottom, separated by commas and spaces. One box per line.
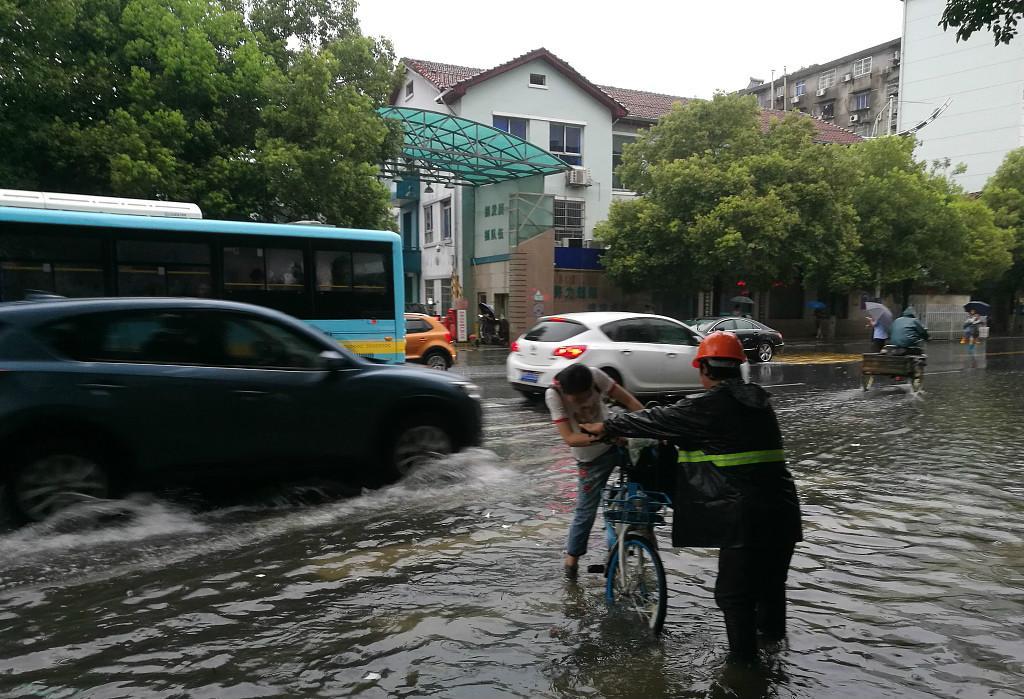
769, 69, 775, 110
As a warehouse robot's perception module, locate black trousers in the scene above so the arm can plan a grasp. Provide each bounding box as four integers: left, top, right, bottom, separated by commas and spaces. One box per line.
714, 543, 796, 661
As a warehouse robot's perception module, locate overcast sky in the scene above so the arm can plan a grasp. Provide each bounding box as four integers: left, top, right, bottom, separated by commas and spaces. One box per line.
357, 0, 906, 98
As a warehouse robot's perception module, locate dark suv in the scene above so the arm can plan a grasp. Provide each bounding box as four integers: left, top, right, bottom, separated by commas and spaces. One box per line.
0, 298, 482, 523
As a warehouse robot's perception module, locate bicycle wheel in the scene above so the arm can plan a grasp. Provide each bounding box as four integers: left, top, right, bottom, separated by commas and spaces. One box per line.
605, 533, 667, 634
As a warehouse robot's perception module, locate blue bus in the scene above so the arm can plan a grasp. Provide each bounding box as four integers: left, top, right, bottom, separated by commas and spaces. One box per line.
0, 190, 405, 363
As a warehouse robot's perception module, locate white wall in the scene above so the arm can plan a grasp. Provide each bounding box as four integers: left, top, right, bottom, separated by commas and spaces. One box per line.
456, 57, 616, 241
899, 0, 1024, 192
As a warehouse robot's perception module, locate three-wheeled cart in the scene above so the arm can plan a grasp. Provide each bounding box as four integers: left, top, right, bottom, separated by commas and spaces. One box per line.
861, 352, 926, 392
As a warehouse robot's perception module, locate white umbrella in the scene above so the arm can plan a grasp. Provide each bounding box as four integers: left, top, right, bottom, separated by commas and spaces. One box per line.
864, 301, 893, 328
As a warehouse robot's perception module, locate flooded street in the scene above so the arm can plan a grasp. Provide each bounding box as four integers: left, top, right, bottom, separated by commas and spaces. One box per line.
1, 342, 1022, 698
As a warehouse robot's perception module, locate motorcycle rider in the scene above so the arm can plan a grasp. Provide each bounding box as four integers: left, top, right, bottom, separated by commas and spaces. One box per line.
581, 331, 803, 663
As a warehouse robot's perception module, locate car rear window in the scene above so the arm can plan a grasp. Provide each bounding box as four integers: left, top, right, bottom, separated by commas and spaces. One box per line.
524, 319, 585, 342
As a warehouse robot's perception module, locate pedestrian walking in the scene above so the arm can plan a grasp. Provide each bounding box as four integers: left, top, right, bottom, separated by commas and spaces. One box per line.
961, 308, 983, 346
545, 364, 643, 579
581, 332, 802, 664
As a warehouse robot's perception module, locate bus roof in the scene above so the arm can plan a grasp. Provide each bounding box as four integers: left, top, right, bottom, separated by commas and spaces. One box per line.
0, 188, 203, 219
0, 204, 400, 245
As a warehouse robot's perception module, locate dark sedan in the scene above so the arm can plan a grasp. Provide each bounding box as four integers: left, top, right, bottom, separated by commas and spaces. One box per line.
686, 316, 785, 362
0, 297, 483, 524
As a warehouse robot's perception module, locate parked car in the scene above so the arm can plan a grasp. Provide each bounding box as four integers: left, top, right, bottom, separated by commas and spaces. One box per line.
507, 312, 704, 399
0, 298, 482, 524
686, 316, 785, 362
405, 313, 456, 369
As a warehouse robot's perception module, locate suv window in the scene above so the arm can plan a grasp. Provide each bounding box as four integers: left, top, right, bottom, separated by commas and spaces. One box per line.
648, 319, 698, 345
524, 320, 585, 342
41, 310, 215, 364
406, 318, 432, 334
215, 314, 328, 369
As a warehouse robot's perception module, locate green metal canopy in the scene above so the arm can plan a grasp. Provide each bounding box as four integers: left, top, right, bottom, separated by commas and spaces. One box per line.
377, 107, 569, 186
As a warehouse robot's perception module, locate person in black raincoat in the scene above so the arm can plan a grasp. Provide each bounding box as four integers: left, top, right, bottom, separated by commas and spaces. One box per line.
581, 331, 802, 663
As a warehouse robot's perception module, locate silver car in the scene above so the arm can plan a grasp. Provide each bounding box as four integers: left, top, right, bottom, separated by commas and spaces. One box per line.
506, 312, 703, 399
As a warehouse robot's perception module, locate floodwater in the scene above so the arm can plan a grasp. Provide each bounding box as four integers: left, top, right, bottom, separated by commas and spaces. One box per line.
1, 343, 1022, 698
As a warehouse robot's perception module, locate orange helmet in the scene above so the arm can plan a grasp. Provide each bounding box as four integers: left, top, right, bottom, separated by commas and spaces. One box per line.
692, 331, 747, 368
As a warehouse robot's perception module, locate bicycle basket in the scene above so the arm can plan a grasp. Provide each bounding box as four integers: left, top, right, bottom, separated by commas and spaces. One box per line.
603, 484, 672, 527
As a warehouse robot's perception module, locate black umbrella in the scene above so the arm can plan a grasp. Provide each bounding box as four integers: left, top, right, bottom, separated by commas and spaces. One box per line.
730, 296, 754, 305
964, 301, 990, 315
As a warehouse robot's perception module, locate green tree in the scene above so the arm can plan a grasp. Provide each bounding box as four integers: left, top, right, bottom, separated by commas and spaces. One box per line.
840, 136, 1013, 294
981, 147, 1024, 326
0, 0, 401, 228
595, 94, 863, 296
941, 0, 1024, 44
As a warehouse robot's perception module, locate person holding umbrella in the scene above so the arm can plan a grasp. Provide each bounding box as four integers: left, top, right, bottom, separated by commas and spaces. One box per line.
962, 301, 989, 346
864, 301, 893, 353
731, 295, 754, 319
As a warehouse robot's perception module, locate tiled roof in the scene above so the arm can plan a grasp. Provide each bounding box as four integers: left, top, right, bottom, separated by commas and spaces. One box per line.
598, 86, 690, 121
760, 109, 863, 145
401, 57, 861, 145
402, 58, 483, 90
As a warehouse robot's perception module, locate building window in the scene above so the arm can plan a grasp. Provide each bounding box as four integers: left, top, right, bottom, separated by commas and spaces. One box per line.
795, 80, 806, 97
423, 204, 434, 245
820, 102, 835, 120
405, 80, 414, 99
853, 91, 871, 111
441, 199, 452, 240
550, 123, 583, 166
852, 56, 872, 78
493, 115, 527, 139
554, 198, 584, 246
439, 278, 452, 314
612, 134, 636, 190
529, 73, 547, 87
818, 68, 836, 90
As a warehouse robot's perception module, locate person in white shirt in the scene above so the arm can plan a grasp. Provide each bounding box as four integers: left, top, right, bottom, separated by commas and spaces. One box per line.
545, 363, 642, 578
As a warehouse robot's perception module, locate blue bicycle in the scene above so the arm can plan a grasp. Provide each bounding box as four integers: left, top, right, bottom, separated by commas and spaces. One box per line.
601, 444, 673, 635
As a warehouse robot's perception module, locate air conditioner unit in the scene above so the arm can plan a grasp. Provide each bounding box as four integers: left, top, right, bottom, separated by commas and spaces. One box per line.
816, 89, 827, 97
566, 166, 592, 187
842, 73, 853, 82
791, 96, 801, 104
849, 114, 860, 123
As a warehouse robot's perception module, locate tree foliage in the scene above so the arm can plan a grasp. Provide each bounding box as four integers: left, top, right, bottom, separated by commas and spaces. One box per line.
981, 147, 1024, 293
596, 94, 1014, 298
0, 0, 402, 227
941, 0, 1024, 44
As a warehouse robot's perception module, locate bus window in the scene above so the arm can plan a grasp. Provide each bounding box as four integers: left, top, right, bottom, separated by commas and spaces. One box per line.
0, 228, 104, 300
222, 245, 309, 318
223, 247, 304, 292
315, 246, 393, 319
116, 239, 212, 298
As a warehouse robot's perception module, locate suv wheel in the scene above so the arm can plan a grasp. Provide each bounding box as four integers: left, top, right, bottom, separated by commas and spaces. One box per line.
8, 440, 111, 522
423, 349, 451, 370
389, 415, 454, 479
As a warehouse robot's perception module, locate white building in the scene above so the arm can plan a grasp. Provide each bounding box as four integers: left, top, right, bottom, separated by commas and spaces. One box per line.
899, 0, 1024, 192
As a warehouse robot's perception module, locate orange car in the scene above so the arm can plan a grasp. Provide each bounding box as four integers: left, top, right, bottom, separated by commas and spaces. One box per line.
404, 313, 456, 369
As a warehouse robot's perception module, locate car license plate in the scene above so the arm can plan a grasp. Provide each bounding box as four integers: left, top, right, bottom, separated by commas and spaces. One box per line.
520, 370, 540, 383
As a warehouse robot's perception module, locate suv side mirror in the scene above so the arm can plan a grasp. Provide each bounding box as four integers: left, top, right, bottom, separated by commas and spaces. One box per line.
319, 350, 349, 371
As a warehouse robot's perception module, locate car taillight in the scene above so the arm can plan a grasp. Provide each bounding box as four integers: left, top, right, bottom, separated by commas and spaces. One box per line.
553, 345, 587, 359
445, 331, 452, 344
510, 339, 519, 352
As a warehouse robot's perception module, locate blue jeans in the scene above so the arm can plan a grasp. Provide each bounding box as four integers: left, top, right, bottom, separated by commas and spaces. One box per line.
565, 447, 621, 558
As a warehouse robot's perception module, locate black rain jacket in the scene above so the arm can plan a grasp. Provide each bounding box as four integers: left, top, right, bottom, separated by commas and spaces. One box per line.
604, 381, 802, 549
